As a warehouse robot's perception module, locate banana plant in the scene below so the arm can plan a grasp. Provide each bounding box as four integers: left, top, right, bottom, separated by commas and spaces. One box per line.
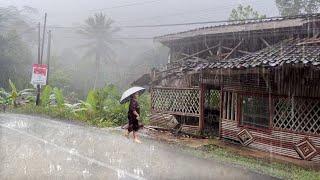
8, 79, 35, 107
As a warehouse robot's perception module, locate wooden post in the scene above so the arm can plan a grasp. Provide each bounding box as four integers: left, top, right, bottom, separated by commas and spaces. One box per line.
269, 93, 273, 129
223, 91, 227, 119
199, 84, 205, 131
231, 93, 235, 120
219, 87, 223, 138
227, 92, 230, 120
46, 30, 52, 85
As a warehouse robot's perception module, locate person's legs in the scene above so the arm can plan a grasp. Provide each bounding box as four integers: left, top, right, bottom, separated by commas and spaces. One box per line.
133, 131, 141, 143
124, 130, 130, 138
125, 123, 132, 138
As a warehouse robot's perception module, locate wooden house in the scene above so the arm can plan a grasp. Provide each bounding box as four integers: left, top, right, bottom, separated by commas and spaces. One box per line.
149, 14, 320, 163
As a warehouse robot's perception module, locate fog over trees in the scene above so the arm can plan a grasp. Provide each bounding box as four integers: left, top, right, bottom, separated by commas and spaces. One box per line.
2, 0, 318, 98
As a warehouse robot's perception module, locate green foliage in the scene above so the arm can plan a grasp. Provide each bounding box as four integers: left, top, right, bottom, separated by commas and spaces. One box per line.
0, 6, 35, 90
229, 4, 267, 21
50, 69, 71, 90
276, 0, 320, 16
139, 94, 151, 125
3, 79, 35, 107
8, 80, 151, 128
86, 90, 97, 111
53, 87, 65, 108
0, 88, 10, 106
41, 85, 52, 107
8, 79, 18, 104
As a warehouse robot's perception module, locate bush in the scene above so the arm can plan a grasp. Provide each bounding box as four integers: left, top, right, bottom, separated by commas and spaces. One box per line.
8, 82, 151, 128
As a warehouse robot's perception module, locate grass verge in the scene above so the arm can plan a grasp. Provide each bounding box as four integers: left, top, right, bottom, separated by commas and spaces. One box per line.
185, 143, 320, 180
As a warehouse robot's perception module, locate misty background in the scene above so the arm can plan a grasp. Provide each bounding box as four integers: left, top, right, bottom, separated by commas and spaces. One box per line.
0, 0, 279, 98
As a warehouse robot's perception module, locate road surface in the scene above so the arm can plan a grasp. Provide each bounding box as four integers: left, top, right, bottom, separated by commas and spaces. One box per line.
0, 114, 276, 180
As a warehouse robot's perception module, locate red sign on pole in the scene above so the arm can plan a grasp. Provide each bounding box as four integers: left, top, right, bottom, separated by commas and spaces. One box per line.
31, 64, 48, 85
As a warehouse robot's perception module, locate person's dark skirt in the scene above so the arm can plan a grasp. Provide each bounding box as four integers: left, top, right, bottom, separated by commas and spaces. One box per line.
127, 98, 143, 132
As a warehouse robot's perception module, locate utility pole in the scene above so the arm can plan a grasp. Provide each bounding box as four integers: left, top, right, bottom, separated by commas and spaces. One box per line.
46, 30, 52, 85
40, 13, 47, 64
36, 13, 48, 106
36, 22, 41, 106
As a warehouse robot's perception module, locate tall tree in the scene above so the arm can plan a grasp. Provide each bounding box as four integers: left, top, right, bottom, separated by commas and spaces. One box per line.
276, 0, 320, 16
229, 5, 266, 21
78, 13, 120, 90
0, 6, 35, 90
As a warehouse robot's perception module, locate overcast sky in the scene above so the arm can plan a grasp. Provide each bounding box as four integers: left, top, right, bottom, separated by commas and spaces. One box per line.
1, 0, 278, 38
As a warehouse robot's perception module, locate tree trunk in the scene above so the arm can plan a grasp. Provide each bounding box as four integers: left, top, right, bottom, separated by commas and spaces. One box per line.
93, 50, 101, 90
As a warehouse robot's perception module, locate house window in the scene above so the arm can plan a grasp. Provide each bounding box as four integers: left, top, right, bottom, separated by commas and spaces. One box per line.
241, 95, 270, 129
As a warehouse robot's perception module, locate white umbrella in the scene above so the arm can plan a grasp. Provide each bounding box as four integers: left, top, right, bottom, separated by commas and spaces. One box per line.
120, 87, 145, 104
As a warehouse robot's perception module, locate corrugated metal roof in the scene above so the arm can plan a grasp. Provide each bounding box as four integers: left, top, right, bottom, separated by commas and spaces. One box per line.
155, 14, 320, 43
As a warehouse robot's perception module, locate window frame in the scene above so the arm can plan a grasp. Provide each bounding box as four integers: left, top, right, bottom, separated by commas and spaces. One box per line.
237, 93, 272, 133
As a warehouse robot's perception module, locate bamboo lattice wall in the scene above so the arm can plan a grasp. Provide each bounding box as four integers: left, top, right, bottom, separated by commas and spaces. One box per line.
273, 97, 320, 135
151, 87, 200, 117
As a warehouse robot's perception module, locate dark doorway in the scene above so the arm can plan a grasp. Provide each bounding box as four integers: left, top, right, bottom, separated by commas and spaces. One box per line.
204, 85, 221, 137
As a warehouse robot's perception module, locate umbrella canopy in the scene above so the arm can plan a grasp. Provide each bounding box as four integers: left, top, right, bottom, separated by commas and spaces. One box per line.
120, 87, 145, 104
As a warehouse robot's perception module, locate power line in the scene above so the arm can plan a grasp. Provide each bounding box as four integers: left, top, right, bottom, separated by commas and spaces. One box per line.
7, 13, 317, 32
53, 35, 154, 40
44, 17, 269, 30
119, 17, 282, 28
119, 13, 319, 28
89, 0, 162, 12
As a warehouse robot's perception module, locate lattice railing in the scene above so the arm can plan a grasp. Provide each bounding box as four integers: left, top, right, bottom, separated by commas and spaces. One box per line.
273, 97, 320, 135
205, 90, 220, 110
151, 87, 200, 116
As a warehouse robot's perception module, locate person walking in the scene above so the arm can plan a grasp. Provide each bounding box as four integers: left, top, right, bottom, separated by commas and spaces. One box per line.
120, 87, 145, 143
126, 92, 143, 143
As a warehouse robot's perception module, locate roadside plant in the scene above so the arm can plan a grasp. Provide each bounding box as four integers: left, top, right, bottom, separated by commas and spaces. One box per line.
8, 79, 35, 107
40, 85, 52, 107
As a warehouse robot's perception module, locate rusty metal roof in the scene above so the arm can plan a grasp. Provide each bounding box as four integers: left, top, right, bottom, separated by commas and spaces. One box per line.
155, 14, 320, 44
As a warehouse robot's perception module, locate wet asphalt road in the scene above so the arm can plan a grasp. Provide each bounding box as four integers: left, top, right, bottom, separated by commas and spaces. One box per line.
0, 114, 276, 180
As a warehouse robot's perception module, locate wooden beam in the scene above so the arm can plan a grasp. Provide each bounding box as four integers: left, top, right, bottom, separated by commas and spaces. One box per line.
217, 41, 222, 58
174, 43, 220, 64
204, 36, 214, 56
297, 39, 320, 46
260, 37, 271, 47
221, 46, 253, 55
223, 39, 244, 60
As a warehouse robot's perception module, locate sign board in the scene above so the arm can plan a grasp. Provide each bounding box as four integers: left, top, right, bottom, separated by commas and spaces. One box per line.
31, 64, 48, 85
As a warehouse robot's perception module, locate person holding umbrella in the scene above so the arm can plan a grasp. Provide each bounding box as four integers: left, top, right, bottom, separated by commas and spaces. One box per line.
120, 87, 145, 143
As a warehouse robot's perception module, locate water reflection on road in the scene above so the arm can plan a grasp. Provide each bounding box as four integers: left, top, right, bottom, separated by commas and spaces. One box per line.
0, 114, 275, 179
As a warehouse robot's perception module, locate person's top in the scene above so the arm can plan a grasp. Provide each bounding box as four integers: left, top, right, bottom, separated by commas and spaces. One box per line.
128, 98, 140, 119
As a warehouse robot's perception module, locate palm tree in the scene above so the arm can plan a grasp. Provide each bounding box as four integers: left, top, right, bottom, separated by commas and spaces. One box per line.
78, 13, 120, 90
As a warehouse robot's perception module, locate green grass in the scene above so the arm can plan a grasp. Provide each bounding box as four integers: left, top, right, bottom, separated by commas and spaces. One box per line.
9, 104, 116, 128
186, 144, 320, 180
